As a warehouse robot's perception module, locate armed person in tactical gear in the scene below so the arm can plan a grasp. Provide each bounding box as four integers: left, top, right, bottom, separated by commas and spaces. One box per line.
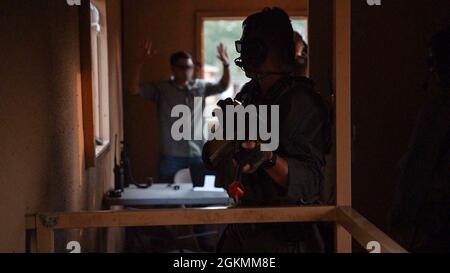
202, 7, 332, 253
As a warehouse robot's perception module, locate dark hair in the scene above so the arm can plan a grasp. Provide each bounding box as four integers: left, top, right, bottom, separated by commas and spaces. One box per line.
170, 51, 192, 66
242, 7, 295, 66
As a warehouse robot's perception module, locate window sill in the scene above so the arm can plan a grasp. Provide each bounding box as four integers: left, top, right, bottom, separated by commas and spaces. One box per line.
95, 141, 110, 160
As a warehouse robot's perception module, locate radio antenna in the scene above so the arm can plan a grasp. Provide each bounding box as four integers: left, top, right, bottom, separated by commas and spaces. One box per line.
114, 134, 118, 166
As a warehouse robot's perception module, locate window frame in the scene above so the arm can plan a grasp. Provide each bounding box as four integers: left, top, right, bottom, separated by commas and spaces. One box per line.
195, 10, 308, 79
79, 0, 111, 168
90, 1, 111, 158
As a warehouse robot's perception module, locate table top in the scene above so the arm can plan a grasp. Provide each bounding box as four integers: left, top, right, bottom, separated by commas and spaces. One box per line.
104, 183, 231, 207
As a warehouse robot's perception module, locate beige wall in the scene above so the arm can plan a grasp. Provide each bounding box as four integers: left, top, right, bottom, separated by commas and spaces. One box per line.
0, 0, 123, 252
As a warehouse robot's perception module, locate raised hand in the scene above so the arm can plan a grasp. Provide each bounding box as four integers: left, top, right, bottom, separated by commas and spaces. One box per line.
137, 39, 156, 65
129, 39, 156, 95
216, 43, 230, 66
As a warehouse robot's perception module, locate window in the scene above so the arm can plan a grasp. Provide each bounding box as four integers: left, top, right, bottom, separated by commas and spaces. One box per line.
90, 1, 110, 156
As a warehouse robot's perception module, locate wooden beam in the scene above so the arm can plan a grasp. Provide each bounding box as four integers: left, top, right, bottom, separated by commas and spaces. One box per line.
35, 206, 336, 230
28, 206, 408, 253
79, 0, 96, 168
334, 0, 352, 253
195, 12, 204, 78
36, 215, 55, 253
25, 214, 36, 230
337, 207, 408, 253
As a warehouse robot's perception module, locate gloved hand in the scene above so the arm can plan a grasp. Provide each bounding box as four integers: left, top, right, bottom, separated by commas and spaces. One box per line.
232, 141, 272, 173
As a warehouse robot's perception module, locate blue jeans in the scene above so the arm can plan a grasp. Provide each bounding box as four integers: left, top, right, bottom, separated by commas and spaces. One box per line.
159, 155, 203, 184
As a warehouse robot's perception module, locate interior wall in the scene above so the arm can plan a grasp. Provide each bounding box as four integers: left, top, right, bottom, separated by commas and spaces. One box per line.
309, 0, 333, 99
122, 0, 335, 182
351, 0, 450, 241
309, 0, 334, 202
0, 0, 123, 252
